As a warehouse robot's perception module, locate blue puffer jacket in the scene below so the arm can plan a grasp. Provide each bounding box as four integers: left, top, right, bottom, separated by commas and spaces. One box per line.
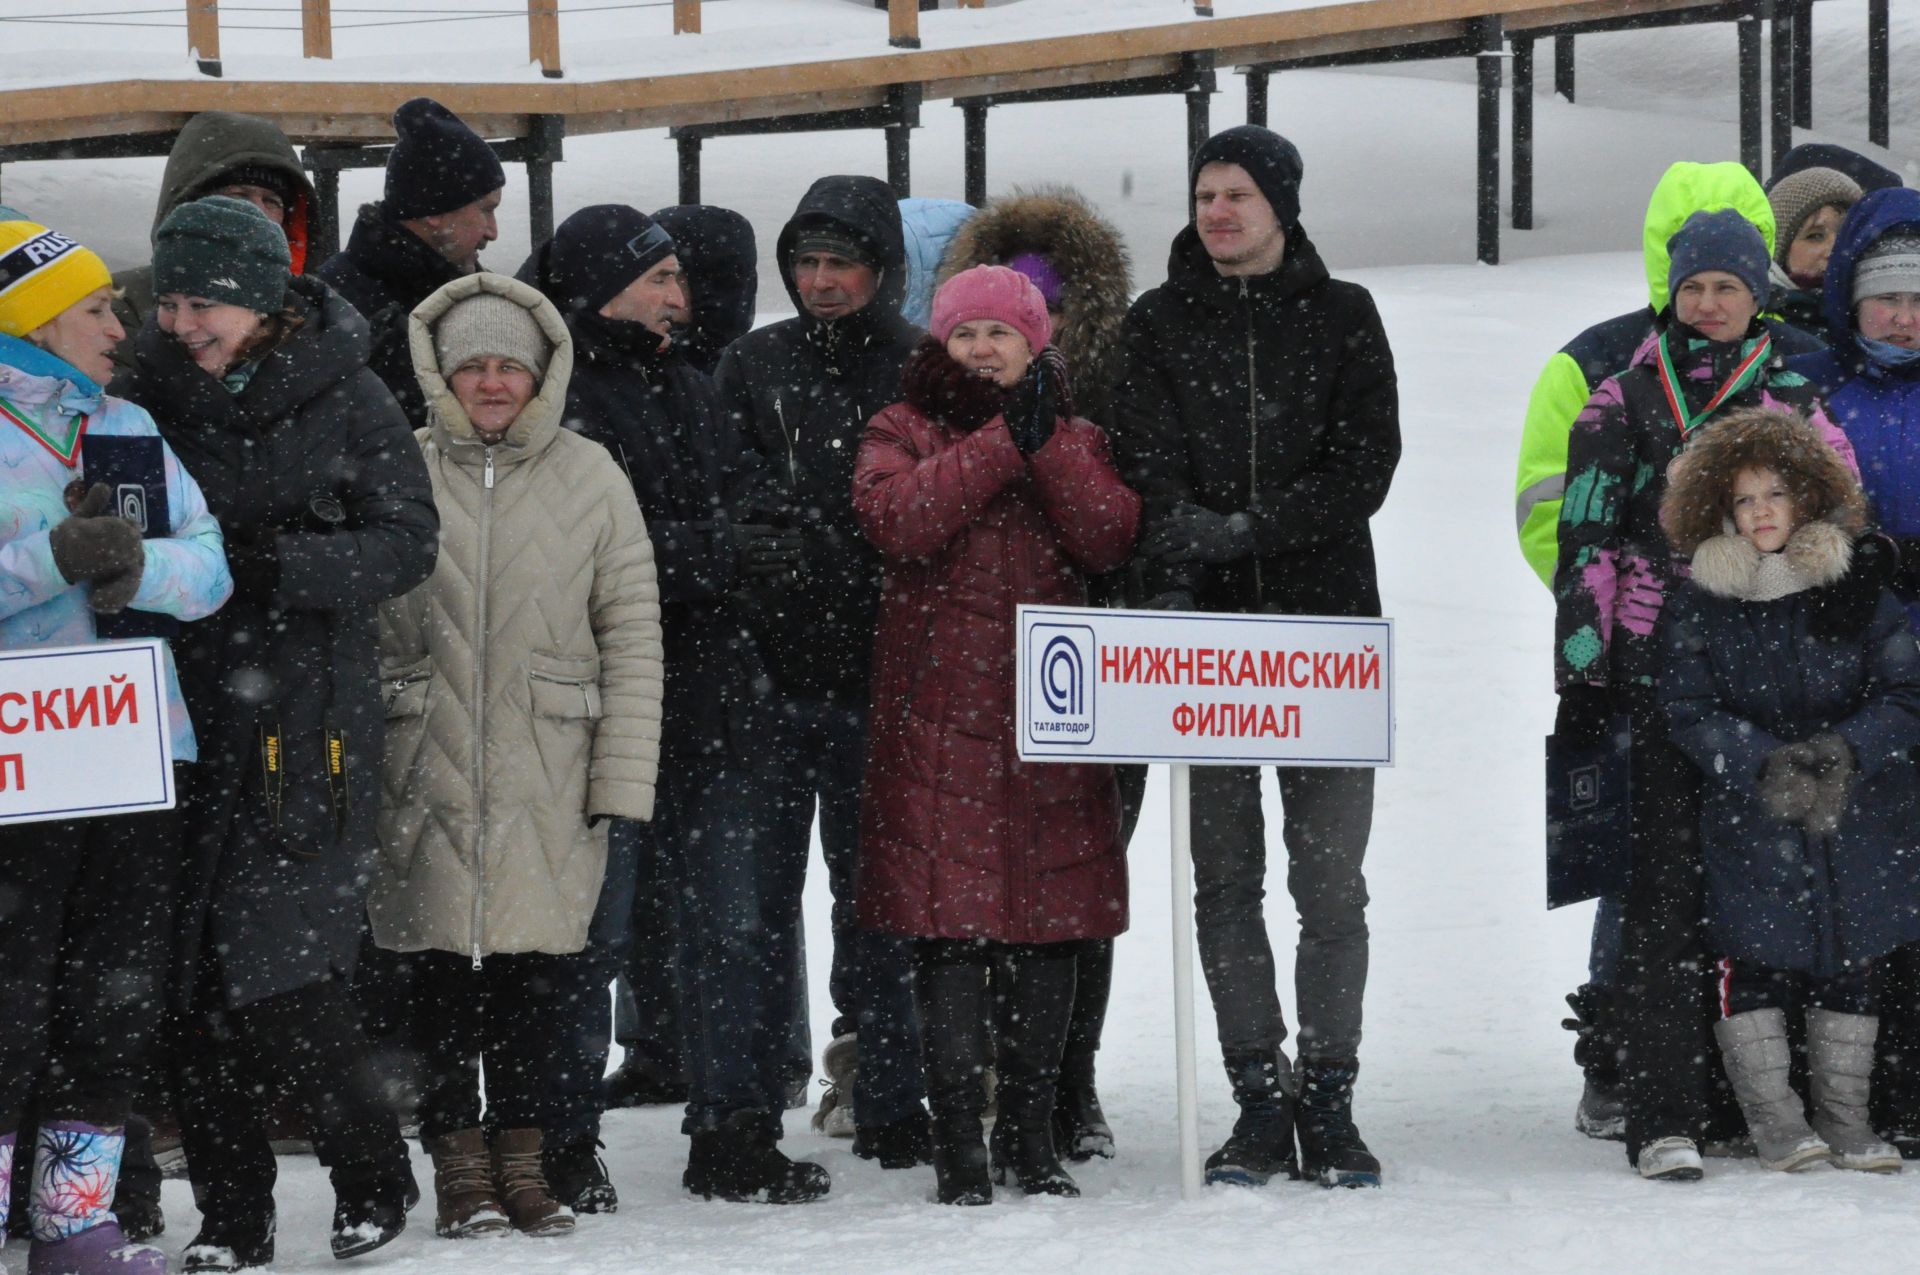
898, 197, 976, 329
0, 334, 231, 760
1790, 188, 1920, 628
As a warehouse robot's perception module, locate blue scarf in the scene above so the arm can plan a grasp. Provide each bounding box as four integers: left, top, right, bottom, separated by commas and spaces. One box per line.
1861, 336, 1920, 370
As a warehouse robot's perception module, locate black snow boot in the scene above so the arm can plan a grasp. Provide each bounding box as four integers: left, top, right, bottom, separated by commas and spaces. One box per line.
329, 1153, 413, 1259
1054, 939, 1115, 1162
1204, 1050, 1298, 1187
1296, 1057, 1382, 1188
544, 1136, 619, 1213
987, 948, 1079, 1197
1563, 983, 1627, 1141
111, 1113, 166, 1242
683, 1114, 830, 1204
852, 1108, 934, 1169
604, 1048, 688, 1109
181, 1210, 276, 1273
915, 952, 994, 1205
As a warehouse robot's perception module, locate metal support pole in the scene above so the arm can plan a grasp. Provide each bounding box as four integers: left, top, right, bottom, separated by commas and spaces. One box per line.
1474, 18, 1503, 266
527, 160, 554, 246
1186, 90, 1211, 171
962, 103, 988, 207
1869, 0, 1890, 149
1790, 0, 1811, 129
1769, 2, 1793, 176
311, 167, 341, 262
676, 134, 701, 206
1553, 33, 1574, 102
1246, 68, 1269, 129
886, 124, 911, 197
1738, 16, 1763, 179
1511, 36, 1533, 231
1170, 763, 1202, 1202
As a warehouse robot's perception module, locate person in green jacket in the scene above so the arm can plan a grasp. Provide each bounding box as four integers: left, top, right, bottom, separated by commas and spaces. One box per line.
1515, 160, 1829, 1148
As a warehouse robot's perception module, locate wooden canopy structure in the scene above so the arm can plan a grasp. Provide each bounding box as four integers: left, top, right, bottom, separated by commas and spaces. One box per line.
0, 0, 1899, 264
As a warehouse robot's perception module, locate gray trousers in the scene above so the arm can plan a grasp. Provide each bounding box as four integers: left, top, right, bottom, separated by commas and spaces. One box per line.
1190, 766, 1374, 1062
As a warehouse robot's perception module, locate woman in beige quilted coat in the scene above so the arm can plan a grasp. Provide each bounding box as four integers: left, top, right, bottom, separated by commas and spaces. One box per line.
370, 271, 663, 1241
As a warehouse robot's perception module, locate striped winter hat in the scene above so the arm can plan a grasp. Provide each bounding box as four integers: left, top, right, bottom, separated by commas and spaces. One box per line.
0, 221, 112, 338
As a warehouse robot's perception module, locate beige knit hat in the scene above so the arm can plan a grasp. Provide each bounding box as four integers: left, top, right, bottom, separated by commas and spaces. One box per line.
1767, 166, 1863, 266
432, 291, 550, 380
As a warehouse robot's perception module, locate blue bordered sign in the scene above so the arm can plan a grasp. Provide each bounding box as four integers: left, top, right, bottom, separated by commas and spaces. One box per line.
0, 639, 175, 825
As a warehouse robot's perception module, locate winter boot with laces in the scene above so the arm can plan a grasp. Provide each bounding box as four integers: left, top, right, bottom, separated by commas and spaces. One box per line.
683, 1114, 830, 1205
427, 1128, 508, 1238
986, 950, 1079, 1197
1563, 983, 1627, 1141
1204, 1051, 1297, 1187
23, 1121, 167, 1274
329, 1150, 413, 1259
1714, 1009, 1832, 1172
543, 1136, 618, 1213
915, 955, 993, 1205
490, 1129, 575, 1236
811, 1033, 858, 1139
1296, 1058, 1383, 1188
1807, 1009, 1903, 1173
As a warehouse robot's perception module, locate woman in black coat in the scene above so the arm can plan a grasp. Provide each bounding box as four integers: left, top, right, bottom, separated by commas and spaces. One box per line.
1661, 405, 1920, 1177
111, 196, 439, 1269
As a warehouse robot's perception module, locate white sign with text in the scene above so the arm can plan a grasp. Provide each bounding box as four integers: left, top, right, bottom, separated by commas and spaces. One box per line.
1015, 606, 1394, 767
0, 639, 176, 825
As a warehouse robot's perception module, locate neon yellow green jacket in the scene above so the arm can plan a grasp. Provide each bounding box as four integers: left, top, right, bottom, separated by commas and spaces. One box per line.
1513, 162, 1783, 586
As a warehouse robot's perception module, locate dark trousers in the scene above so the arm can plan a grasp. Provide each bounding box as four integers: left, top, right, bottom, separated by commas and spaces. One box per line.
0, 803, 182, 1133
758, 697, 923, 1125
1189, 765, 1374, 1061
175, 976, 405, 1222
1873, 941, 1920, 1134
1715, 959, 1875, 1017
1615, 697, 1721, 1159
611, 817, 685, 1083
412, 948, 604, 1143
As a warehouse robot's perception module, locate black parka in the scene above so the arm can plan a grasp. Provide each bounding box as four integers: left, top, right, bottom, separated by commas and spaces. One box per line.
562, 311, 769, 758
113, 275, 439, 1010
316, 201, 469, 431
1111, 226, 1401, 617
713, 177, 923, 696
652, 204, 758, 378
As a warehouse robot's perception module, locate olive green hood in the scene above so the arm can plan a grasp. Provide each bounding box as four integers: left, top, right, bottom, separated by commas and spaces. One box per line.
151, 111, 316, 275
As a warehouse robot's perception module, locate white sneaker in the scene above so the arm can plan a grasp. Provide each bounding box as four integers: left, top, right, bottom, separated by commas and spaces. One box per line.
810, 1032, 858, 1139
1637, 1136, 1704, 1182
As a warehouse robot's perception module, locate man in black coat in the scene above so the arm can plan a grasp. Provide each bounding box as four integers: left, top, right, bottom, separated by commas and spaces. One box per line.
524, 204, 831, 1204
712, 176, 929, 1168
317, 97, 505, 430
653, 204, 759, 377
1112, 126, 1401, 1191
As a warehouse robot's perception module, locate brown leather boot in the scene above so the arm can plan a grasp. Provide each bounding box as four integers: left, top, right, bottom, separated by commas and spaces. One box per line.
490, 1129, 575, 1237
428, 1129, 509, 1239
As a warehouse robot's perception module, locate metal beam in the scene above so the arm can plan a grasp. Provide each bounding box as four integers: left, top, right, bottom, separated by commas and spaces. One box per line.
1738, 14, 1763, 178
1511, 35, 1534, 231
1868, 0, 1890, 149
676, 133, 701, 206
1789, 0, 1811, 129
1474, 16, 1503, 265
1769, 0, 1792, 176
1249, 35, 1478, 71
1245, 67, 1270, 127
1553, 32, 1575, 100
311, 167, 341, 262
962, 102, 988, 206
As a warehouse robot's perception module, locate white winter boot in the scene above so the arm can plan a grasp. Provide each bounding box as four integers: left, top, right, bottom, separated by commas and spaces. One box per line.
1806, 1008, 1903, 1173
1715, 1009, 1832, 1172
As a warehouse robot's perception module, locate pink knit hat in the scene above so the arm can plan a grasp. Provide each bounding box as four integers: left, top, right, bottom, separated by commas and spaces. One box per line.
930, 264, 1052, 353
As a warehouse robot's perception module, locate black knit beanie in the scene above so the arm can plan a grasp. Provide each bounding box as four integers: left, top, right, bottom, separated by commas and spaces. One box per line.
152, 194, 290, 314
384, 97, 506, 221
534, 204, 677, 316
1191, 125, 1305, 233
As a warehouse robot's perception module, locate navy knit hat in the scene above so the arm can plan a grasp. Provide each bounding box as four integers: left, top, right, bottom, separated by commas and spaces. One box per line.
153, 195, 291, 314
384, 98, 506, 221
1666, 209, 1771, 310
1191, 125, 1305, 233
535, 204, 677, 315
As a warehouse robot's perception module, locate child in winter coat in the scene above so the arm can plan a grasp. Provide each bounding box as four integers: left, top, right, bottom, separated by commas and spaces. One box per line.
1661, 405, 1920, 1176
0, 220, 231, 1275
853, 265, 1140, 1206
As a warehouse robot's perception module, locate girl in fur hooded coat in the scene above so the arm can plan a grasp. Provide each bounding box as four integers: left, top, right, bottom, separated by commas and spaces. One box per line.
1660, 405, 1920, 1175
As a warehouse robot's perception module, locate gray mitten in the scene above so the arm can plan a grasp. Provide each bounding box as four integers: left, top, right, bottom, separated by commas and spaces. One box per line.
49, 482, 143, 587
88, 566, 143, 615
1803, 732, 1857, 838
1758, 742, 1822, 825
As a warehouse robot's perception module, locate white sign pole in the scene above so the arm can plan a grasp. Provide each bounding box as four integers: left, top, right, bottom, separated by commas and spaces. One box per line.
1169, 761, 1203, 1200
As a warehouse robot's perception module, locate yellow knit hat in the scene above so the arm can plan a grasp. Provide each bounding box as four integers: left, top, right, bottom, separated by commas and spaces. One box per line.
0, 222, 112, 338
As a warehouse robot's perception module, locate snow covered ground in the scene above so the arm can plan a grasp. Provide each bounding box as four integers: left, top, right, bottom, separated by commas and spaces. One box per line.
6, 8, 1920, 1272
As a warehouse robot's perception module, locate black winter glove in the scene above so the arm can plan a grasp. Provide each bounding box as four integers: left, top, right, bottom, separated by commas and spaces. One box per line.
1140, 503, 1259, 567
1003, 347, 1073, 455
224, 528, 282, 606
49, 482, 144, 592
1552, 685, 1613, 752
1805, 532, 1898, 640
730, 523, 805, 580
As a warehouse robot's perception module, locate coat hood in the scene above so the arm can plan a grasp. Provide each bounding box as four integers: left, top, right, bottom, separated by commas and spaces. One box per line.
936, 185, 1132, 422
1661, 404, 1867, 557
410, 271, 574, 454
898, 197, 976, 328
775, 175, 909, 325
1641, 162, 1776, 312
1820, 187, 1920, 371
152, 111, 316, 276
1688, 518, 1852, 601
653, 204, 757, 374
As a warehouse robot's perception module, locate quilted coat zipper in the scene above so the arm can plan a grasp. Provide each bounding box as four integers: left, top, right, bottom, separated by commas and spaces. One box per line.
1242, 279, 1264, 599
470, 446, 495, 969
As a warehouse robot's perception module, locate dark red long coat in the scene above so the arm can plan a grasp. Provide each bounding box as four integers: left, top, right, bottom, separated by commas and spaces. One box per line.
852, 345, 1141, 943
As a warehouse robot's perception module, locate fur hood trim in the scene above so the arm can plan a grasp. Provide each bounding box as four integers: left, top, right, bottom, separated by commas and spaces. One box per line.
936, 185, 1131, 423
1661, 405, 1867, 556
1689, 518, 1853, 601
